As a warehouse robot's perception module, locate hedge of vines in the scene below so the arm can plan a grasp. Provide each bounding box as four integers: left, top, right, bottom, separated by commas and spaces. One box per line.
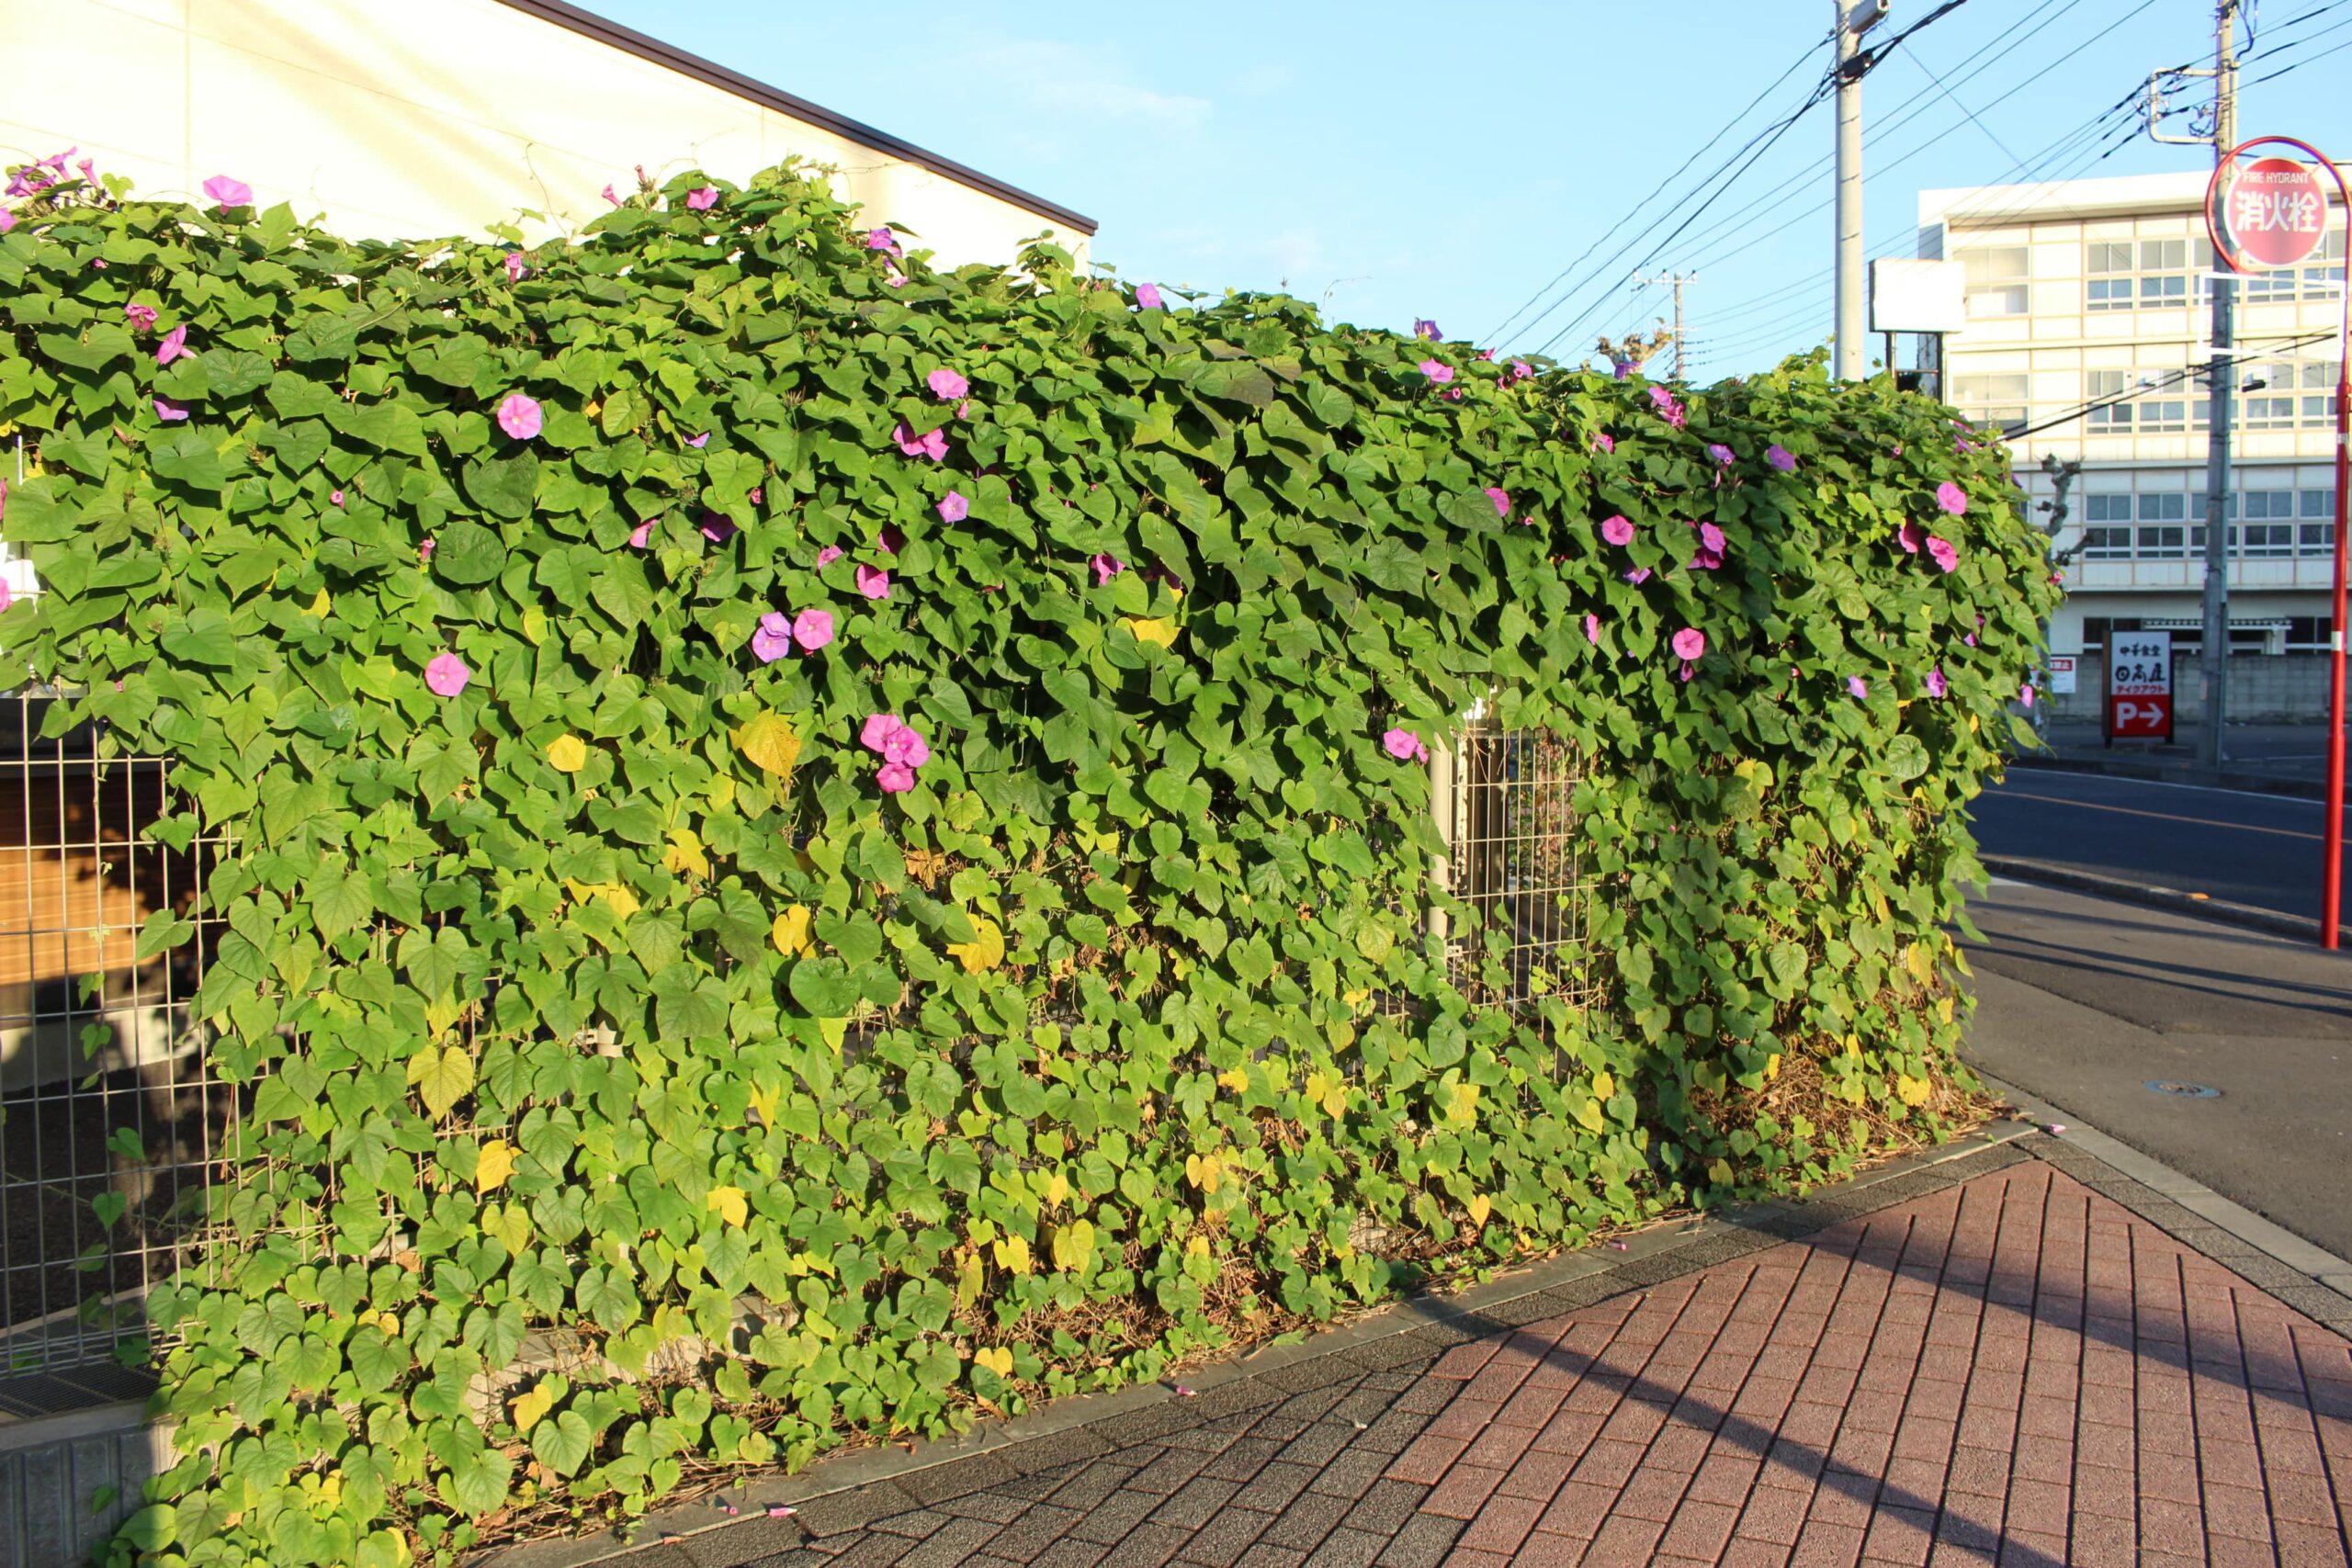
0, 157, 2055, 1566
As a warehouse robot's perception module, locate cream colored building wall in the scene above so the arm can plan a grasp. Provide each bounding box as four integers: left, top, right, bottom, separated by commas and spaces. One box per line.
0, 0, 1089, 266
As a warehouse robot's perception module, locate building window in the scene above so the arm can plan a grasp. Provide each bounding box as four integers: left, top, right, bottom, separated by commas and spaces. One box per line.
2241, 361, 2300, 429
2297, 230, 2346, 299
1951, 373, 2027, 432
2080, 493, 2133, 558
2301, 360, 2341, 426
1961, 245, 2030, 317
2086, 238, 2210, 312
2086, 242, 2134, 311
2135, 491, 2187, 558
2138, 376, 2192, 433
2301, 489, 2338, 557
2086, 370, 2133, 430
2288, 616, 2335, 652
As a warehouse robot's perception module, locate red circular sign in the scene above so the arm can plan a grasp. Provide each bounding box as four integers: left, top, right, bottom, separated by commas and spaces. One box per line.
2215, 154, 2331, 269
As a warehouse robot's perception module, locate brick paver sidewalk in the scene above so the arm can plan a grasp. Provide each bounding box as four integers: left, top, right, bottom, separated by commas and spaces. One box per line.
586, 1145, 2352, 1568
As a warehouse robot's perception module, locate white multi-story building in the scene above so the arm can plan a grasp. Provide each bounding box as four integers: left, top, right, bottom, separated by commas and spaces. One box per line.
1920, 170, 2346, 680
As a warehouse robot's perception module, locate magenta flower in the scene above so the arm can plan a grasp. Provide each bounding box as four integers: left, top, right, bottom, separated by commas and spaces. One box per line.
937, 491, 970, 524
876, 525, 905, 555
496, 393, 542, 441
751, 613, 793, 663
700, 513, 738, 544
1896, 521, 1926, 556
1648, 386, 1688, 429
1600, 515, 1635, 547
1418, 359, 1454, 385
420, 538, 435, 562
1936, 481, 1967, 515
504, 252, 526, 282
0, 581, 10, 613
602, 184, 620, 207
927, 367, 969, 401
1926, 668, 1949, 698
1689, 547, 1724, 572
2020, 683, 2036, 707
861, 714, 904, 753
0, 210, 15, 235
153, 398, 187, 422
877, 761, 917, 793
817, 545, 844, 568
687, 432, 710, 449
685, 186, 718, 210
1592, 433, 1614, 455
884, 265, 908, 289
1707, 443, 1734, 467
750, 486, 763, 505
856, 564, 891, 601
893, 422, 948, 461
1091, 553, 1126, 587
330, 489, 345, 507
424, 653, 470, 697
202, 175, 253, 208
1585, 614, 1600, 644
884, 726, 931, 768
792, 608, 835, 651
1766, 444, 1796, 472
1484, 487, 1510, 520
628, 520, 654, 548
1847, 675, 1869, 700
1382, 728, 1429, 763
123, 303, 156, 332
1510, 359, 1533, 382
1670, 628, 1706, 662
867, 227, 902, 255
1624, 568, 1652, 585
1925, 536, 1959, 573
1136, 282, 1163, 310
1698, 522, 1726, 556
1413, 319, 1442, 341
1963, 633, 1978, 648
154, 326, 190, 366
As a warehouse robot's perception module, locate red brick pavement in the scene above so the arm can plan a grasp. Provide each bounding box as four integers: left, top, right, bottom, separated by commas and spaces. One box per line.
1393, 1161, 2352, 1566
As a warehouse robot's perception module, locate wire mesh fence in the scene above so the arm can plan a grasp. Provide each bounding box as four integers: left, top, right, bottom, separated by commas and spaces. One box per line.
0, 692, 231, 1409
1436, 720, 1596, 1016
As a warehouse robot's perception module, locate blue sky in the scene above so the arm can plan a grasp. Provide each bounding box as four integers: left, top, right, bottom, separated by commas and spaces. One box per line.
587, 0, 2352, 378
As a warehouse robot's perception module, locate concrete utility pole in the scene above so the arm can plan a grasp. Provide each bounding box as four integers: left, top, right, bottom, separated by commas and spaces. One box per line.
2146, 3, 2240, 765
1834, 1, 1888, 380
1634, 272, 1696, 380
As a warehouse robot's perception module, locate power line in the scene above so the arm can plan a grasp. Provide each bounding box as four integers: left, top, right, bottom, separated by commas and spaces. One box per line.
2005, 330, 2336, 439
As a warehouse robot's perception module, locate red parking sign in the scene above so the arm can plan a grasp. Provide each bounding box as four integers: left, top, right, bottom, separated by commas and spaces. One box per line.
2106, 630, 2174, 742
2213, 154, 2330, 270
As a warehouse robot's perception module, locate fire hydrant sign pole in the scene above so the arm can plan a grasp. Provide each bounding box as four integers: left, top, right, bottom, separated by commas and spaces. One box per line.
2207, 137, 2350, 946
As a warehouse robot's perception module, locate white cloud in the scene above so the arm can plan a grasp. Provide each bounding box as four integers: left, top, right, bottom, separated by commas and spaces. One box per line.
960, 37, 1213, 133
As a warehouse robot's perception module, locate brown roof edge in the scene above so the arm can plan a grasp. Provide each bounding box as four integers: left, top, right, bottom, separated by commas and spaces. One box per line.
492, 0, 1099, 236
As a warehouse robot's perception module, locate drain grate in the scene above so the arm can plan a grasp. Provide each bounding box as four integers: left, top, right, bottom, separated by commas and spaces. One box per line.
2145, 1079, 2222, 1100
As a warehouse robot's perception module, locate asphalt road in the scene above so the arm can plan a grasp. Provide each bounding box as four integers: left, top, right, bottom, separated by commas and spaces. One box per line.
1971, 767, 2343, 920
1962, 876, 2352, 1260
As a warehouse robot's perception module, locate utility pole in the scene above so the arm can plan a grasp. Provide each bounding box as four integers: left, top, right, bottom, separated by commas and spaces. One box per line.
2146, 4, 2241, 765
1634, 271, 1696, 380
1834, 1, 1889, 380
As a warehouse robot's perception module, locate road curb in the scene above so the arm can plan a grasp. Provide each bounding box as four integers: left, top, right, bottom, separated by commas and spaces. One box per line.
2007, 749, 2325, 801
1979, 854, 2321, 942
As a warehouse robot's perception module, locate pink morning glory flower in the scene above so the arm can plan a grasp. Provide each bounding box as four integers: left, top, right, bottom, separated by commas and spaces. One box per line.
202, 175, 253, 208
1485, 487, 1510, 519
687, 432, 709, 449
1766, 444, 1796, 472
1600, 515, 1635, 547
792, 608, 835, 651
153, 398, 187, 422
420, 538, 435, 562
496, 393, 542, 440
1585, 614, 1601, 644
1091, 553, 1126, 587
1136, 282, 1163, 310
123, 303, 156, 332
1418, 360, 1454, 385
628, 520, 654, 548
1698, 522, 1726, 556
1848, 675, 1869, 700
876, 525, 905, 555
1670, 628, 1706, 662
1926, 668, 1949, 698
1624, 568, 1652, 585
504, 253, 526, 282
750, 486, 763, 505
893, 422, 948, 461
1707, 444, 1734, 467
867, 227, 902, 255
861, 714, 904, 753
1510, 360, 1533, 382
1926, 536, 1959, 573
0, 581, 10, 613
883, 265, 908, 289
856, 564, 891, 600
1689, 547, 1724, 572
2021, 683, 2036, 707
1963, 633, 1978, 648
1593, 433, 1614, 455
1382, 728, 1429, 763
0, 210, 17, 235
700, 513, 738, 544
877, 761, 916, 793
602, 184, 621, 207
937, 491, 970, 523
685, 186, 718, 210
927, 368, 969, 401
154, 326, 190, 366
883, 726, 931, 768
1896, 521, 1926, 556
751, 613, 793, 663
1936, 481, 1967, 515
424, 653, 470, 697
1413, 319, 1441, 341
330, 490, 345, 506
817, 545, 844, 568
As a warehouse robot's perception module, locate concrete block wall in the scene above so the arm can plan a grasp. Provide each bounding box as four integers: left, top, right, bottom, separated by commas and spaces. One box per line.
2044, 652, 2335, 725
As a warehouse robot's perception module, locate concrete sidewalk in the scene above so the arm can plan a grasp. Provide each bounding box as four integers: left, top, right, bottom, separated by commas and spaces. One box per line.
492, 1127, 2352, 1568
2014, 719, 2340, 800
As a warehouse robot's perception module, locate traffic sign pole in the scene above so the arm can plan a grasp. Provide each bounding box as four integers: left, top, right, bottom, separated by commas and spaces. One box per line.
2206, 136, 2350, 947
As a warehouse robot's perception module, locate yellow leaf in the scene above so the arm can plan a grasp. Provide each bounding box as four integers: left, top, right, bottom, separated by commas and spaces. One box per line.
945, 916, 1005, 974
773, 905, 814, 958
407, 1044, 473, 1120
1121, 615, 1179, 648
1051, 1218, 1096, 1271
1217, 1066, 1250, 1094
1042, 1169, 1069, 1208
1446, 1080, 1481, 1124
1708, 1157, 1734, 1186
376, 1311, 401, 1336
955, 1248, 984, 1308
707, 1186, 749, 1227
546, 734, 588, 773
1466, 1194, 1492, 1227
1185, 1235, 1212, 1259
564, 879, 639, 919
509, 1382, 555, 1434
993, 1234, 1033, 1274
733, 711, 803, 778
1592, 1070, 1615, 1101
474, 1139, 516, 1194
522, 606, 548, 646
302, 588, 333, 618
974, 1345, 1014, 1377
664, 827, 710, 879
1895, 1074, 1931, 1107
1766, 1053, 1782, 1080
748, 1082, 779, 1129
1183, 1153, 1223, 1194
1576, 1096, 1606, 1134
